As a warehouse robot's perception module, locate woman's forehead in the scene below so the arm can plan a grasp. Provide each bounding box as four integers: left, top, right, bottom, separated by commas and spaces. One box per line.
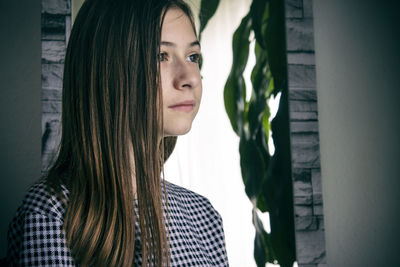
161, 8, 196, 41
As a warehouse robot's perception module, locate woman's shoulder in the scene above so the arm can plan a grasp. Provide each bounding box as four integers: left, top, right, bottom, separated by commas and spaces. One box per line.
14, 178, 69, 222
7, 179, 75, 266
164, 181, 221, 218
163, 181, 229, 266
165, 181, 210, 203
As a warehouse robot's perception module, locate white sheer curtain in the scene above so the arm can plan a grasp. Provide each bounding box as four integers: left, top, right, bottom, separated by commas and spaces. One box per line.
164, 1, 256, 266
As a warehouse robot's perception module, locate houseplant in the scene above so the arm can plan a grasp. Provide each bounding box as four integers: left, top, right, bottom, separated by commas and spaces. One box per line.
198, 0, 296, 266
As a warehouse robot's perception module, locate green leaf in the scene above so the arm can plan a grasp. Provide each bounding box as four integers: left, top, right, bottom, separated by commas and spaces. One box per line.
250, 0, 270, 49
253, 209, 276, 266
256, 195, 269, 212
239, 137, 266, 201
198, 0, 220, 41
251, 42, 269, 97
247, 97, 266, 139
266, 74, 274, 97
231, 14, 252, 72
222, 0, 297, 266
261, 109, 270, 152
223, 14, 251, 135
224, 74, 246, 134
254, 227, 267, 267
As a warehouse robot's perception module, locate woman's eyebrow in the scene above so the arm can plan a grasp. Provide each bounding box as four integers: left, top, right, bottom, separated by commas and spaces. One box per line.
160, 40, 201, 48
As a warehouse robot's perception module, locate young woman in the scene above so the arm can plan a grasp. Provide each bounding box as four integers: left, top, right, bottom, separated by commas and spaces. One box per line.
7, 0, 229, 266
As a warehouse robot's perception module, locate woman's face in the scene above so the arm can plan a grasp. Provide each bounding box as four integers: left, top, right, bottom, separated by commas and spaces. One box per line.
160, 8, 202, 136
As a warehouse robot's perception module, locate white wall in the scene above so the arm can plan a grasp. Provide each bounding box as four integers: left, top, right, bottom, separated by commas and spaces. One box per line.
313, 1, 400, 265
0, 0, 42, 257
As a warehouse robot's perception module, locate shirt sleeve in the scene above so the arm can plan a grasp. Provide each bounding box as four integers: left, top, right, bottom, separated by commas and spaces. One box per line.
7, 212, 76, 267
204, 205, 230, 266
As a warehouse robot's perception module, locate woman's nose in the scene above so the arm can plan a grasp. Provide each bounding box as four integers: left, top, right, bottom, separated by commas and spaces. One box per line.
172, 60, 201, 90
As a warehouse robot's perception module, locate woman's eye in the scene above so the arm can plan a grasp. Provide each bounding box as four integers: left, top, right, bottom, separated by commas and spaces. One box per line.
158, 52, 167, 62
187, 53, 200, 63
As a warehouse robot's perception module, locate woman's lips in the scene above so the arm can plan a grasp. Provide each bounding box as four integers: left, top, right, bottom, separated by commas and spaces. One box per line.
168, 100, 195, 112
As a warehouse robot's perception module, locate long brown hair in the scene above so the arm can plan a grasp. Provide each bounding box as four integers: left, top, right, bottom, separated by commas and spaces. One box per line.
46, 0, 195, 266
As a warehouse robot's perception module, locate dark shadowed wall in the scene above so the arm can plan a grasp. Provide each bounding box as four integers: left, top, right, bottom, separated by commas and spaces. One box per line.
314, 0, 400, 265
0, 0, 42, 257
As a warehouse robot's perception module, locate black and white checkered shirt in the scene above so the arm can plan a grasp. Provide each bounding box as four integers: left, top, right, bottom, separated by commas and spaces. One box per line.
7, 180, 229, 266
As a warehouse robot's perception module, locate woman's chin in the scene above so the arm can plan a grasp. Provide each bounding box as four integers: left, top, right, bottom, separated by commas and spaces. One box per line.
163, 124, 192, 137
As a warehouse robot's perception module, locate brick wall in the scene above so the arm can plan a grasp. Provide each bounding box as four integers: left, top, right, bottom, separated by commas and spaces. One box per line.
285, 0, 327, 266
41, 0, 71, 171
